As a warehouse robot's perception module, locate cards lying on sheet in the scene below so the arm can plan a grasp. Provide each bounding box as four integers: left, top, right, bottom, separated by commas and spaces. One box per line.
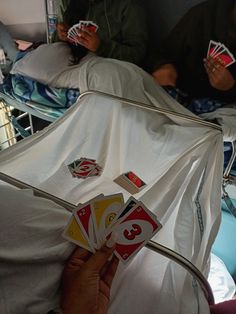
114, 171, 147, 194
68, 157, 102, 179
62, 193, 162, 263
67, 20, 98, 45
207, 40, 235, 67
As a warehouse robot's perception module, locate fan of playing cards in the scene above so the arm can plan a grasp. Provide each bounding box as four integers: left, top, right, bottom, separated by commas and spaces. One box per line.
68, 157, 102, 178
63, 194, 162, 263
67, 20, 98, 46
207, 40, 235, 67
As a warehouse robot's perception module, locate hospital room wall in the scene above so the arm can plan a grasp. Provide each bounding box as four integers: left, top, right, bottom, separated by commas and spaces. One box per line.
0, 0, 46, 41
0, 0, 207, 44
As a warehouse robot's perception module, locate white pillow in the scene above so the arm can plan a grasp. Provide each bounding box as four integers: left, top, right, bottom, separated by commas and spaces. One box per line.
11, 42, 73, 85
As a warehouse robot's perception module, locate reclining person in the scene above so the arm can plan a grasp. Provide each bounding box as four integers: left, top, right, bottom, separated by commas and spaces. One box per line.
151, 0, 236, 107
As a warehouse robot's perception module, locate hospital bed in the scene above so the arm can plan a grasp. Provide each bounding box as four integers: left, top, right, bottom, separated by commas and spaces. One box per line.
0, 72, 228, 314
0, 0, 72, 148
0, 1, 236, 313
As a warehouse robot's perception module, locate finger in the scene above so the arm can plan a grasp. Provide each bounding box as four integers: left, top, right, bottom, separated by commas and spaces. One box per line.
65, 247, 91, 270
85, 233, 117, 272
102, 255, 119, 288
204, 59, 219, 75
78, 29, 92, 39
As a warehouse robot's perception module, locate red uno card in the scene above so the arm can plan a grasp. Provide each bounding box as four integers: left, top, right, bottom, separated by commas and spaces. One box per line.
207, 40, 219, 57
74, 201, 97, 251
214, 48, 235, 67
107, 204, 162, 263
86, 22, 98, 33
124, 171, 146, 188
73, 194, 104, 249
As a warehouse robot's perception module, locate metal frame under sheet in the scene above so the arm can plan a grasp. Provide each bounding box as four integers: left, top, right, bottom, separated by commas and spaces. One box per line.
0, 91, 56, 123
0, 173, 214, 307
0, 91, 226, 305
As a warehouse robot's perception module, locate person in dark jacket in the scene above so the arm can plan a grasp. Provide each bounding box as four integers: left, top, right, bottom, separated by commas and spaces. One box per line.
57, 0, 148, 66
152, 0, 236, 104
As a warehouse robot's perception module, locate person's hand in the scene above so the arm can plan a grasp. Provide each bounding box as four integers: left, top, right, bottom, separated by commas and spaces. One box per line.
61, 239, 119, 314
57, 23, 69, 42
204, 56, 235, 91
152, 64, 178, 87
74, 28, 101, 52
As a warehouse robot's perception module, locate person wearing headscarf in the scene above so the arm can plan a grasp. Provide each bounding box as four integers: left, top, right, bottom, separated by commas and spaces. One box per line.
152, 0, 236, 103
57, 0, 148, 66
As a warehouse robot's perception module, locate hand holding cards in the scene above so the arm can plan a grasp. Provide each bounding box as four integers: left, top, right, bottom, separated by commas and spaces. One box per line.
67, 20, 98, 46
63, 194, 162, 263
207, 40, 235, 67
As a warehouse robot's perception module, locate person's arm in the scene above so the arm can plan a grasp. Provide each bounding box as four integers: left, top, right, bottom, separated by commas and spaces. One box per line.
96, 0, 148, 65
61, 237, 119, 314
204, 55, 236, 102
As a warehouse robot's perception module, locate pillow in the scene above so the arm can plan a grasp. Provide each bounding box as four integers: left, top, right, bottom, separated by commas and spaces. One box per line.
11, 42, 73, 86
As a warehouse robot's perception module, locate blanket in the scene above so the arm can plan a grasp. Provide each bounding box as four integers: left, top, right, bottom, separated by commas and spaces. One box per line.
1, 48, 81, 119
0, 57, 224, 314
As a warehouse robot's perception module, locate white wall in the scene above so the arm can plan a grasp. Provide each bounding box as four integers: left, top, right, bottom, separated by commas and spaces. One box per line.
0, 0, 47, 41
0, 0, 46, 25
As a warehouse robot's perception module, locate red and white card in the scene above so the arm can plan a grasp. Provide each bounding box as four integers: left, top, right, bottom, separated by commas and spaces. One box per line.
105, 202, 162, 263
63, 194, 162, 264
114, 171, 147, 194
68, 157, 102, 179
207, 40, 235, 67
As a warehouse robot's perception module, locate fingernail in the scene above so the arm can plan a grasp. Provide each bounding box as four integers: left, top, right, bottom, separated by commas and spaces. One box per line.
106, 232, 118, 248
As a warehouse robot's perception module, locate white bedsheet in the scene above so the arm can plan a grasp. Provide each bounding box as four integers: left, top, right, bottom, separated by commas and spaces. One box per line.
0, 57, 224, 314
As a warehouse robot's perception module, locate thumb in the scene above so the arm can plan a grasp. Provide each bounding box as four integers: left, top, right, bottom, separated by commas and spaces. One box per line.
85, 233, 117, 272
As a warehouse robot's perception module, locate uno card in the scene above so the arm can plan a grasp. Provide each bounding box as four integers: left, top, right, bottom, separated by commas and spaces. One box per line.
67, 159, 83, 174
91, 193, 124, 246
73, 158, 97, 178
62, 215, 93, 252
104, 196, 139, 237
107, 203, 162, 263
214, 47, 235, 67
114, 171, 146, 194
86, 22, 98, 33
117, 196, 139, 220
211, 43, 224, 57
207, 40, 219, 57
124, 171, 146, 189
74, 195, 103, 249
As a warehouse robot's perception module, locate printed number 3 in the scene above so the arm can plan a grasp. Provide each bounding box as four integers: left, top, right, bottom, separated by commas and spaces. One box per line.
123, 224, 142, 240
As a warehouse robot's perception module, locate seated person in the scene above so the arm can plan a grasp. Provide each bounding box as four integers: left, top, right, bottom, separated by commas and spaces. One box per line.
56, 0, 148, 66
151, 0, 236, 105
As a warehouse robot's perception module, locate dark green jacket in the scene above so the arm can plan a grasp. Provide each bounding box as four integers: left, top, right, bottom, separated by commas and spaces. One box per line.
152, 0, 236, 103
64, 0, 148, 65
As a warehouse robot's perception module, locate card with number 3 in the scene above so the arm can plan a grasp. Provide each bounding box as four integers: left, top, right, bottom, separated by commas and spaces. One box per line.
106, 203, 162, 263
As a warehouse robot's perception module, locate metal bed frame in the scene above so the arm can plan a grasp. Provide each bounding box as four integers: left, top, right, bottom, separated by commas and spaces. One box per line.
0, 171, 215, 306
0, 90, 224, 306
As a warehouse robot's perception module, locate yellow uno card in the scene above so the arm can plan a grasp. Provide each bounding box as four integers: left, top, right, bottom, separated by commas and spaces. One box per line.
92, 193, 124, 246
62, 215, 93, 252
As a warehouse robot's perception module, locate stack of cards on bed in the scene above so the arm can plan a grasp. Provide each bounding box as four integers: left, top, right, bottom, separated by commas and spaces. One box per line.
207, 40, 235, 67
67, 20, 98, 45
62, 193, 162, 263
114, 171, 147, 194
68, 157, 102, 179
